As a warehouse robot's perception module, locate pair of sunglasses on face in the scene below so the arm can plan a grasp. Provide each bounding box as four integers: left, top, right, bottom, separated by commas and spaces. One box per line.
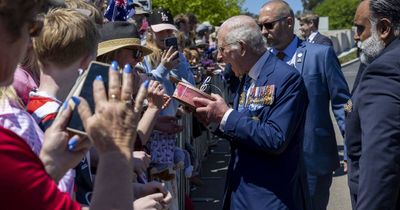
258, 16, 288, 30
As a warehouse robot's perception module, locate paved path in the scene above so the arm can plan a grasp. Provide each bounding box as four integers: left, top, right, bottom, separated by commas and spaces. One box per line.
191, 60, 360, 210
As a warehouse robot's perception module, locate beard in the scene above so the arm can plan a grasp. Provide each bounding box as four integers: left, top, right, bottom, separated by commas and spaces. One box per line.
359, 25, 385, 64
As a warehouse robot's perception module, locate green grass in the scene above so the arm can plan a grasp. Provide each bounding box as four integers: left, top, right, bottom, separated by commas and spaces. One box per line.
339, 50, 358, 64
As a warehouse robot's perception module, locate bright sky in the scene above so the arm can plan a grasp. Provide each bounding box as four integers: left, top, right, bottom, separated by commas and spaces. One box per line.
243, 0, 303, 15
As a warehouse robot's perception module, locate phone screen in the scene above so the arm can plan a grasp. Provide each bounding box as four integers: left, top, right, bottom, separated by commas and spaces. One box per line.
164, 37, 178, 50
68, 62, 110, 133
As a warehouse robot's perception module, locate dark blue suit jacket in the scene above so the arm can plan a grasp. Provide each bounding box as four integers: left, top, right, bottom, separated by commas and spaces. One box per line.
220, 51, 308, 210
346, 38, 400, 210
294, 38, 350, 175
311, 32, 333, 47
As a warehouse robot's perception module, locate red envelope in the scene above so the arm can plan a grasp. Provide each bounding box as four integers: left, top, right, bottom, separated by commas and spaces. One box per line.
173, 82, 214, 110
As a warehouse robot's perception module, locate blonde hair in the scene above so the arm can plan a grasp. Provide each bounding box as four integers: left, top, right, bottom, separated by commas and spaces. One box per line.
145, 28, 163, 69
298, 13, 319, 28
0, 86, 23, 108
65, 0, 103, 24
33, 8, 100, 68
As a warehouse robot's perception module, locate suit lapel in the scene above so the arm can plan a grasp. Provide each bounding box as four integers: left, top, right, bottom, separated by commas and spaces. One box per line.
294, 40, 307, 75
313, 32, 321, 44
232, 52, 274, 109
256, 53, 274, 86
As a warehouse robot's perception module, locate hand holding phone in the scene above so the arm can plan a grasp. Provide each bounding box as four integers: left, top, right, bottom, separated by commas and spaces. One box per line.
161, 45, 180, 70
164, 37, 178, 50
164, 37, 179, 60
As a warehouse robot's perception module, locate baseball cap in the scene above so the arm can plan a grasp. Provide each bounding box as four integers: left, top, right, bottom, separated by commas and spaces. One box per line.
148, 8, 177, 32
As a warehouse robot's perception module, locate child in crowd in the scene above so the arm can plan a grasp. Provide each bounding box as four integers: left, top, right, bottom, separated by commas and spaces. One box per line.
28, 8, 100, 196
28, 8, 99, 130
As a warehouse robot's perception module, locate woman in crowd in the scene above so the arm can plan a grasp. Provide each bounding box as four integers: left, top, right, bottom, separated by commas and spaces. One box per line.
0, 0, 170, 209
97, 21, 169, 147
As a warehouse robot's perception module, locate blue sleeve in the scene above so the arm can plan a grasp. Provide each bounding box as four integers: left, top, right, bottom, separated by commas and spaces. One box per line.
140, 56, 169, 81
223, 71, 308, 154
325, 47, 350, 137
171, 53, 195, 85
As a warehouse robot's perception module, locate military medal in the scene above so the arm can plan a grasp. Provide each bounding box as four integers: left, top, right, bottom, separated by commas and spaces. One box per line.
263, 85, 275, 105
344, 99, 352, 113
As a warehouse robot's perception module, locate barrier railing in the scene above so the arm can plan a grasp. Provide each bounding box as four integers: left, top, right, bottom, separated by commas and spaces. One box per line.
176, 72, 228, 209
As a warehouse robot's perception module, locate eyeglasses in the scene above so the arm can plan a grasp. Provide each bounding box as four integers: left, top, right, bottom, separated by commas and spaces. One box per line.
218, 41, 238, 53
258, 16, 288, 30
28, 14, 44, 37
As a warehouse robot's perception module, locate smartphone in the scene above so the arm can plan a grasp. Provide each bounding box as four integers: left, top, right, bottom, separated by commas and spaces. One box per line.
66, 61, 110, 135
164, 37, 178, 50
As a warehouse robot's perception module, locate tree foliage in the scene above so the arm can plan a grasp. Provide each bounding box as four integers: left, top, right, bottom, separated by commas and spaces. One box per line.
152, 0, 244, 26
314, 0, 358, 30
302, 0, 323, 11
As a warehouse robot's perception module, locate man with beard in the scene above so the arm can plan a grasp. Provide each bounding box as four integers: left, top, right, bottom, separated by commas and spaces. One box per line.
352, 0, 371, 95
258, 1, 350, 210
345, 0, 400, 209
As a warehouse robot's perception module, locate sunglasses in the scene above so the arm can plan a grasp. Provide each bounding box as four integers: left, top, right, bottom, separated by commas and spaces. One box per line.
258, 16, 288, 30
131, 49, 143, 59
28, 14, 44, 37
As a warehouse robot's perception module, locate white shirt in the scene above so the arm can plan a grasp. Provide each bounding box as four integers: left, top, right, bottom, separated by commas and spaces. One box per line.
307, 31, 319, 43
219, 50, 270, 131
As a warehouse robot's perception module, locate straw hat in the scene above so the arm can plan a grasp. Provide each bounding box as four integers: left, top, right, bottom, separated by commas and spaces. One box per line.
97, 21, 153, 57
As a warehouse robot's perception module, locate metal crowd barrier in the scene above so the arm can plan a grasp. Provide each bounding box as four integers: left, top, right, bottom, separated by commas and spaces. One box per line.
176, 72, 228, 209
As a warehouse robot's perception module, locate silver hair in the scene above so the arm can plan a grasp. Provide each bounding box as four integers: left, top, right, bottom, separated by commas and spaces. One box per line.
222, 16, 267, 55
370, 0, 400, 37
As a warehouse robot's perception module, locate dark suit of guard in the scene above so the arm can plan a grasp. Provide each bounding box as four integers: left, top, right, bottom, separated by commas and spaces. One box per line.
219, 51, 308, 210
310, 32, 333, 47
288, 38, 350, 210
346, 38, 400, 210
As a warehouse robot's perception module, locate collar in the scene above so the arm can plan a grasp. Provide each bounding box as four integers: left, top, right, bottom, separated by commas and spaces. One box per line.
308, 31, 319, 42
29, 91, 62, 104
270, 36, 298, 62
248, 50, 270, 81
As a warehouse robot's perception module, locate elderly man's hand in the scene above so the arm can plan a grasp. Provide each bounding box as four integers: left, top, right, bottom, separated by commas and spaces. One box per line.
193, 93, 229, 125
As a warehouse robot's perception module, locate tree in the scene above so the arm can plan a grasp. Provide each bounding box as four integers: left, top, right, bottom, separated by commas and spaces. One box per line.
314, 0, 358, 30
302, 0, 323, 11
152, 0, 244, 26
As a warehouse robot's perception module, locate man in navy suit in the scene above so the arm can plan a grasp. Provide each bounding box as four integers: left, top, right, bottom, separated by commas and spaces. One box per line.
193, 15, 309, 210
298, 13, 333, 47
259, 1, 350, 210
346, 0, 400, 209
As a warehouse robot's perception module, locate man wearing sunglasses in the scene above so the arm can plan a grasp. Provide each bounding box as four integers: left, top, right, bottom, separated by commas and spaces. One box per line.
259, 1, 350, 210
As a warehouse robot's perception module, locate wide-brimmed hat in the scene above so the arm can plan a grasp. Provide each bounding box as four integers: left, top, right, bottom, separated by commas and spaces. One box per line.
97, 21, 153, 57
148, 8, 177, 32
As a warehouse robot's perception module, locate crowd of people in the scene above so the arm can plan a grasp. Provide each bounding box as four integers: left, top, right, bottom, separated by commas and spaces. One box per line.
0, 0, 399, 210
